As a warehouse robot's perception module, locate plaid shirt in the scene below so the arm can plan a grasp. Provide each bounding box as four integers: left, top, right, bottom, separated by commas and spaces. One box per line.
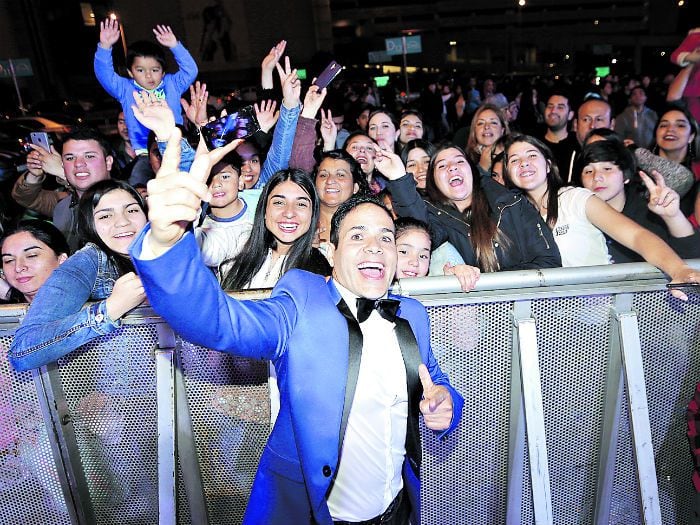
687, 382, 700, 492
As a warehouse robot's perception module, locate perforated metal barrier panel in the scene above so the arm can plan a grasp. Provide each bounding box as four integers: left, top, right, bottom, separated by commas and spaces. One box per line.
177, 339, 268, 524
0, 278, 698, 524
56, 323, 160, 524
0, 334, 71, 525
421, 301, 513, 524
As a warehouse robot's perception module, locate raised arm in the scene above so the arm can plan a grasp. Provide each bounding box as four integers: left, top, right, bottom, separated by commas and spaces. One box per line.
256, 56, 301, 187
94, 19, 130, 99
667, 65, 694, 102
585, 194, 699, 300
260, 40, 287, 90
8, 247, 143, 372
154, 24, 198, 92
289, 83, 327, 173
129, 132, 292, 356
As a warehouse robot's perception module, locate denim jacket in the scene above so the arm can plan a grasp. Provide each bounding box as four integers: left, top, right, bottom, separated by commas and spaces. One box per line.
158, 102, 301, 182
9, 243, 122, 372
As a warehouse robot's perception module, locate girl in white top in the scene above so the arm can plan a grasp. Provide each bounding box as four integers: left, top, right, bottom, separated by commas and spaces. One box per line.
502, 134, 698, 297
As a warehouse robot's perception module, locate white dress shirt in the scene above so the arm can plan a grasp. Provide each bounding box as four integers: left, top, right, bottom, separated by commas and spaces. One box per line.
327, 283, 408, 522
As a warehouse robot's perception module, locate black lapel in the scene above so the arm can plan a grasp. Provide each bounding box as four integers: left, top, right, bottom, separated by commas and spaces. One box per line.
394, 315, 423, 474
335, 297, 363, 453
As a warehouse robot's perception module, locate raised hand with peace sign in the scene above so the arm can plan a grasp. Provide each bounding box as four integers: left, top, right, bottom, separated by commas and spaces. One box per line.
146, 129, 242, 256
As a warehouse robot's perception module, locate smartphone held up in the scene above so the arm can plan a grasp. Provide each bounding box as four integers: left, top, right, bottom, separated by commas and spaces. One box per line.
201, 106, 260, 150
313, 61, 343, 90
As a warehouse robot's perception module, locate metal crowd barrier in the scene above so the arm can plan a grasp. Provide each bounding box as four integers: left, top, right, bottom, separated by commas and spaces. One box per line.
0, 261, 699, 525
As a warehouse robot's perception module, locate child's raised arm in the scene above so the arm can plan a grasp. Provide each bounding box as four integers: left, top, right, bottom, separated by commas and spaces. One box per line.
98, 18, 121, 49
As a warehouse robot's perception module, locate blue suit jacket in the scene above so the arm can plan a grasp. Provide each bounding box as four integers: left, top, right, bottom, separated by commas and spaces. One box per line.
131, 228, 463, 525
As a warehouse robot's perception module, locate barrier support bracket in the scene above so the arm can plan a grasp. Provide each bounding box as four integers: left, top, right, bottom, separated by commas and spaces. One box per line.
513, 301, 553, 525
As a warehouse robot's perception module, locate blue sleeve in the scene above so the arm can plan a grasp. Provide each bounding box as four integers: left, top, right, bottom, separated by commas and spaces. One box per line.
9, 248, 121, 372
130, 227, 295, 358
94, 45, 151, 151
94, 45, 130, 102
163, 43, 199, 126
168, 42, 199, 94
157, 137, 195, 172
256, 103, 301, 188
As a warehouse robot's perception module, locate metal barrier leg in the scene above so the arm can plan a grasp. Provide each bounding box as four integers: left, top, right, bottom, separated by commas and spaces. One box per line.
35, 365, 96, 524
155, 323, 177, 525
616, 302, 662, 524
514, 302, 553, 525
593, 297, 625, 525
506, 306, 525, 525
174, 342, 209, 523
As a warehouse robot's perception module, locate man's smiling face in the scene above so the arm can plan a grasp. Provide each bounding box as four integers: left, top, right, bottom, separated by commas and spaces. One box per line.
328, 202, 397, 299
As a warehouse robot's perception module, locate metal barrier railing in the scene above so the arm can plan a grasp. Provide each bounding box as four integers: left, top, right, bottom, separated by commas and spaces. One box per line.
0, 261, 698, 525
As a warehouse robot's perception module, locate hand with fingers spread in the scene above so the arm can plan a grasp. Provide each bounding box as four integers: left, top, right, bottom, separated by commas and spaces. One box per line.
320, 109, 337, 151
419, 363, 454, 431
276, 56, 301, 109
444, 263, 481, 292
153, 24, 178, 48
254, 100, 280, 133
181, 81, 209, 127
132, 90, 176, 141
99, 18, 121, 49
105, 272, 147, 320
301, 82, 327, 120
261, 40, 287, 89
373, 147, 406, 181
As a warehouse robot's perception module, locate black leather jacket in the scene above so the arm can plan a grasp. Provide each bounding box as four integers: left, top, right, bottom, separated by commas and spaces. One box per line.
388, 174, 562, 271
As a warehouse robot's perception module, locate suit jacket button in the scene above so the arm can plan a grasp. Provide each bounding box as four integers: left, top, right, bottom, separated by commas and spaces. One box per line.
322, 465, 332, 477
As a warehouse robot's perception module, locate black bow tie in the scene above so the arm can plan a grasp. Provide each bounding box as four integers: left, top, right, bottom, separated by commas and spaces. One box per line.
356, 298, 400, 323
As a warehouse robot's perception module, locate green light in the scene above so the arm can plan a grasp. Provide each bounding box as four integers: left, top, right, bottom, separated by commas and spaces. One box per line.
296, 69, 307, 80
595, 66, 610, 77
374, 76, 389, 87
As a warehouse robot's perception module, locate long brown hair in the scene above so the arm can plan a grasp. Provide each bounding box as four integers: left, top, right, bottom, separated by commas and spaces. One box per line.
426, 144, 508, 272
466, 103, 509, 163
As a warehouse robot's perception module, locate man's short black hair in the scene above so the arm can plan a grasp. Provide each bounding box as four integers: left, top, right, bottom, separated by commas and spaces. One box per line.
127, 41, 166, 69
546, 88, 572, 108
329, 195, 393, 248
62, 127, 113, 158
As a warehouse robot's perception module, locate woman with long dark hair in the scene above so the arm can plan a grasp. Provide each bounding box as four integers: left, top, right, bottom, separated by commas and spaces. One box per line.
502, 134, 698, 296
1, 220, 69, 303
651, 104, 700, 222
221, 168, 330, 291
379, 143, 561, 272
9, 179, 148, 371
400, 139, 436, 192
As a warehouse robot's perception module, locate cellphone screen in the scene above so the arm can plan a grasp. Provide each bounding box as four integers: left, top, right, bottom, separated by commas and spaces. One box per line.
201, 106, 260, 150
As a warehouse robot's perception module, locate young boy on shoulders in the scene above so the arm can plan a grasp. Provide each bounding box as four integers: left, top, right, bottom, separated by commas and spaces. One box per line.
94, 18, 198, 186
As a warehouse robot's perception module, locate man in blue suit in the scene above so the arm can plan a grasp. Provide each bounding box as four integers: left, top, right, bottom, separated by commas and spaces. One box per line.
130, 130, 463, 525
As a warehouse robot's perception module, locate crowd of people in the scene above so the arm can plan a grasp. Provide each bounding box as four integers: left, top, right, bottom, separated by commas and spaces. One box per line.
1, 17, 700, 524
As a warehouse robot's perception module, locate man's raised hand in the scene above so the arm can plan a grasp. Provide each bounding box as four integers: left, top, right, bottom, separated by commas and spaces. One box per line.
146, 129, 212, 255
418, 363, 453, 431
